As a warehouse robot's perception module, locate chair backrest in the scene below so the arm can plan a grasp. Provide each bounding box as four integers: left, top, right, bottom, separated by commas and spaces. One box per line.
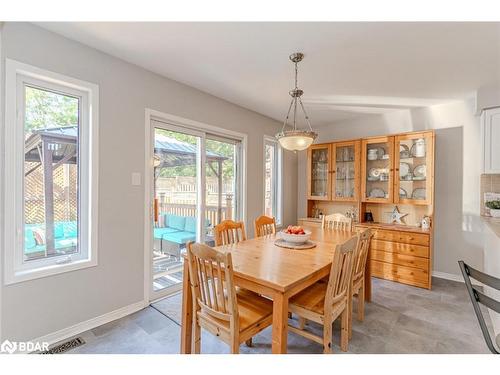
186, 242, 239, 327
214, 220, 247, 246
353, 228, 373, 281
322, 213, 352, 231
254, 215, 277, 237
325, 235, 357, 308
459, 260, 500, 354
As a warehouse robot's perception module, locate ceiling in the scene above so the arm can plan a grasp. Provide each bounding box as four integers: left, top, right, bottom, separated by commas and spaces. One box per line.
37, 22, 500, 126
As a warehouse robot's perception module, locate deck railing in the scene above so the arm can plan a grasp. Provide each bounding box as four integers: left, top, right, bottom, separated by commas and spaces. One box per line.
158, 200, 232, 227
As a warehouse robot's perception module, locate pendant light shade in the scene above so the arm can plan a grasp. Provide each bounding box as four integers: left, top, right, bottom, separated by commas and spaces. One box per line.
275, 52, 317, 151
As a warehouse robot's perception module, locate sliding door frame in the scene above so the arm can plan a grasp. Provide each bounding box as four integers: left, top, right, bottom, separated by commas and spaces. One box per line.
144, 108, 247, 303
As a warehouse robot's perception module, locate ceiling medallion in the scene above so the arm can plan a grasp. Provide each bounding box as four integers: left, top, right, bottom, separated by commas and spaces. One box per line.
275, 52, 317, 151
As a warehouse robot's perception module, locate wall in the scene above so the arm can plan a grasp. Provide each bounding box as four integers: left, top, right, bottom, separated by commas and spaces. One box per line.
0, 22, 298, 341
298, 100, 484, 277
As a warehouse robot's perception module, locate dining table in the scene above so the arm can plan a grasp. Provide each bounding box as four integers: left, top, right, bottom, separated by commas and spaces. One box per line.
180, 224, 372, 354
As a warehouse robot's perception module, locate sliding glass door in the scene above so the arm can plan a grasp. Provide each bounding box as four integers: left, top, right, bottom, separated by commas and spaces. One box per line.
150, 120, 242, 300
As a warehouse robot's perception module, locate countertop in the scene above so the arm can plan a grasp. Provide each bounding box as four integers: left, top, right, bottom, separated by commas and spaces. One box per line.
354, 221, 431, 234
482, 216, 500, 238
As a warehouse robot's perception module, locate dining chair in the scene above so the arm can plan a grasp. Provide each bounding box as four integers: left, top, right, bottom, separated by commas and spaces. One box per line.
459, 260, 500, 354
214, 220, 247, 246
186, 242, 273, 354
254, 215, 277, 237
288, 235, 357, 353
348, 228, 373, 339
322, 213, 352, 231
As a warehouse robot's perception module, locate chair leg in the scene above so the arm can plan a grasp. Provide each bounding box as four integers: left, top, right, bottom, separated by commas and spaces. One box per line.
298, 317, 306, 329
193, 319, 201, 354
323, 316, 333, 354
245, 338, 253, 347
358, 284, 365, 322
348, 291, 353, 340
340, 309, 349, 352
230, 338, 240, 354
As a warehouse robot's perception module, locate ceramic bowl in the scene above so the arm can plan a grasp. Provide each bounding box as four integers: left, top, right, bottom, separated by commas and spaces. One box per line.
279, 230, 312, 244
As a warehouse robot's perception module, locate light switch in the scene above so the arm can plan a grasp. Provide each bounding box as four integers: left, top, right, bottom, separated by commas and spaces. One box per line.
131, 172, 141, 186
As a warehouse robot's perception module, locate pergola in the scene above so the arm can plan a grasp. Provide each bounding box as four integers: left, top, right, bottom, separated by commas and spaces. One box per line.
25, 127, 228, 253
153, 133, 228, 222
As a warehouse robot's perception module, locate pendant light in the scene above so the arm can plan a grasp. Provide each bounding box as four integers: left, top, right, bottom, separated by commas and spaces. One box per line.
275, 52, 317, 151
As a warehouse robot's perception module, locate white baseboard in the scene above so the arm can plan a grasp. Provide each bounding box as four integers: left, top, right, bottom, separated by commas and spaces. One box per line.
29, 299, 147, 351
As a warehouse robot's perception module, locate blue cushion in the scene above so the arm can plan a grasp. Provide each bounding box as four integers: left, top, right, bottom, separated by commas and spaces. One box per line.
63, 222, 78, 238
55, 238, 77, 249
24, 228, 37, 249
54, 223, 65, 239
184, 217, 196, 233
163, 231, 196, 245
167, 214, 186, 231
154, 227, 179, 239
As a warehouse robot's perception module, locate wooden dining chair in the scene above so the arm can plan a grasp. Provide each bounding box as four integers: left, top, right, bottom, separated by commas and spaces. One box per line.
322, 213, 352, 231
254, 215, 277, 237
348, 228, 373, 339
288, 235, 357, 353
186, 242, 273, 354
214, 220, 247, 246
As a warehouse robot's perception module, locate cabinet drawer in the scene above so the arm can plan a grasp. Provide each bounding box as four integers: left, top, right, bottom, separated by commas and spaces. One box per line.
371, 260, 430, 289
373, 229, 429, 246
371, 239, 430, 258
370, 249, 429, 270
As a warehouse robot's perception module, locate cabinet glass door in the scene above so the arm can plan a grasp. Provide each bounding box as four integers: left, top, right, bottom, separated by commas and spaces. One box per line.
332, 141, 359, 201
308, 145, 331, 200
362, 137, 394, 203
395, 132, 434, 205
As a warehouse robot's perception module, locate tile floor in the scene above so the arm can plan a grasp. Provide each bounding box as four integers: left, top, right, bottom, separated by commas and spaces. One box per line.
65, 277, 493, 354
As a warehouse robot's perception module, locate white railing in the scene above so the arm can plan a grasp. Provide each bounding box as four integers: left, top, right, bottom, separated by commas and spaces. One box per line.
158, 201, 232, 227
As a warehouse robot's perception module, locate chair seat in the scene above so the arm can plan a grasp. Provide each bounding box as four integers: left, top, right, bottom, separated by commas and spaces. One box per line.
289, 279, 328, 315
199, 289, 273, 333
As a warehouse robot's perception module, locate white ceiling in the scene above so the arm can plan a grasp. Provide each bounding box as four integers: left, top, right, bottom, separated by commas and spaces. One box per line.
37, 22, 500, 126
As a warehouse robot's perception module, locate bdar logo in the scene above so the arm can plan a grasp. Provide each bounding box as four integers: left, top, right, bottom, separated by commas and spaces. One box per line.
1, 340, 17, 354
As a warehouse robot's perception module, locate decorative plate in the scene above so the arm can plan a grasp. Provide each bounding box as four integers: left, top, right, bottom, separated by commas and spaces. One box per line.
399, 188, 408, 198
412, 188, 426, 200
399, 162, 411, 180
400, 144, 411, 158
274, 239, 316, 250
413, 164, 426, 179
368, 167, 381, 178
369, 188, 386, 198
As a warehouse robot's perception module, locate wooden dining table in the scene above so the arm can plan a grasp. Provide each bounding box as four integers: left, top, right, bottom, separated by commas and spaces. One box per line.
180, 224, 372, 354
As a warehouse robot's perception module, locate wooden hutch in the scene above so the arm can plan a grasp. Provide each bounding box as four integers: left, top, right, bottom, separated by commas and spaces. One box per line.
299, 130, 435, 289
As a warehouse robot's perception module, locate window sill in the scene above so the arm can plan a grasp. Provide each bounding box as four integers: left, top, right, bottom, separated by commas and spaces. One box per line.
4, 257, 97, 285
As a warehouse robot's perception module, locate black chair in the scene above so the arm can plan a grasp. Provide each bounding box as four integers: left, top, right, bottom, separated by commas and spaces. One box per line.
459, 261, 500, 354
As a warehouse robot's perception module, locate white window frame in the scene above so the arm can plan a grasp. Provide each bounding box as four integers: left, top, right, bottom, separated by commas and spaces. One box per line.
4, 59, 99, 285
263, 136, 283, 227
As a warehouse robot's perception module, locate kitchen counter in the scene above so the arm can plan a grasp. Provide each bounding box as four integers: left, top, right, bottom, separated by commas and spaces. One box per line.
482, 216, 500, 238
355, 221, 431, 234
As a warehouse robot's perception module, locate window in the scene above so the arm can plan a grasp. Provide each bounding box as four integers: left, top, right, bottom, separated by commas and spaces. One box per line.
264, 136, 282, 226
4, 60, 99, 284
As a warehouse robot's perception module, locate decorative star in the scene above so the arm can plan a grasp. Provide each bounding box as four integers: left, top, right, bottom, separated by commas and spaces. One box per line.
389, 206, 407, 224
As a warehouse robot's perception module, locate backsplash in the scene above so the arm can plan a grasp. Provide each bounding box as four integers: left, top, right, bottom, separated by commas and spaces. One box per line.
480, 174, 500, 216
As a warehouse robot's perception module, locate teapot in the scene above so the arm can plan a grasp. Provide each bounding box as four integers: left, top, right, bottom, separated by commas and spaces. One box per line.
411, 138, 426, 157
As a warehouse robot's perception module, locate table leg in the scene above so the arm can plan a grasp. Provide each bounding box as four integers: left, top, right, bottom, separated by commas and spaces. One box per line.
364, 256, 372, 302
271, 292, 289, 354
180, 260, 193, 354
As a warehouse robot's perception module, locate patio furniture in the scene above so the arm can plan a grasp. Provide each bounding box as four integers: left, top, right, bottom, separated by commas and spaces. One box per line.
214, 220, 246, 246
254, 215, 276, 237
154, 214, 205, 257
459, 260, 500, 354
186, 241, 273, 354
24, 221, 78, 257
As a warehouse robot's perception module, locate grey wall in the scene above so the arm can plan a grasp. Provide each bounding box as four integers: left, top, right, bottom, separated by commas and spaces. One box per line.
297, 101, 484, 277
0, 22, 297, 341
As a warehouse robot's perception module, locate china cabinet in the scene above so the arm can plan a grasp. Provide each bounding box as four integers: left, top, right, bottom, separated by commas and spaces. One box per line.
361, 136, 395, 203
307, 144, 331, 200
395, 131, 435, 205
331, 140, 360, 202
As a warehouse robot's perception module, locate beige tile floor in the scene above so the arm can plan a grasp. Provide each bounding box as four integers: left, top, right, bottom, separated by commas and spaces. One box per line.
66, 277, 493, 354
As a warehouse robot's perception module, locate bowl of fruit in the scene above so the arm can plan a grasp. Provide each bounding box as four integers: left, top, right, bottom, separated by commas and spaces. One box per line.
280, 225, 312, 244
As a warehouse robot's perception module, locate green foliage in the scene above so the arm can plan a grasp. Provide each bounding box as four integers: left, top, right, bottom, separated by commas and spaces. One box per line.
486, 200, 500, 210
155, 129, 235, 179
24, 86, 79, 132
